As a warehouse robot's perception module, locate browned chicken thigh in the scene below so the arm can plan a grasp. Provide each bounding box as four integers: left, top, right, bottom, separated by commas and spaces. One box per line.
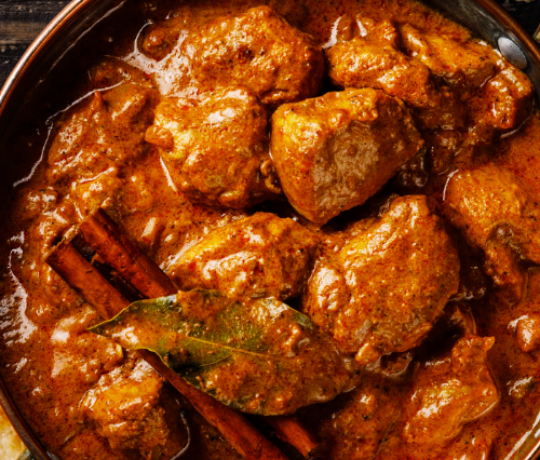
167, 213, 319, 300
304, 195, 460, 365
182, 5, 324, 108
444, 164, 540, 302
271, 88, 423, 225
145, 88, 280, 208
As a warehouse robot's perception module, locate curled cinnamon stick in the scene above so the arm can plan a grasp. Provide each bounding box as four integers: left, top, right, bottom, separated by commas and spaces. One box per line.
79, 208, 320, 458
79, 208, 176, 298
47, 241, 127, 319
47, 239, 289, 460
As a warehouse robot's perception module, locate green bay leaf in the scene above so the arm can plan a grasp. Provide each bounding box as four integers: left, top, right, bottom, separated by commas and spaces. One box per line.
90, 289, 351, 415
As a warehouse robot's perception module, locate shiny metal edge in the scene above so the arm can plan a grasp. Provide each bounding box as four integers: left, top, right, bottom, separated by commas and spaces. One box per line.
0, 0, 88, 118
426, 0, 540, 100
0, 0, 539, 459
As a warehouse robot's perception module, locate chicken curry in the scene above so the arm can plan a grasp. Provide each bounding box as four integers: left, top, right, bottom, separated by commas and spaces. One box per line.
1, 0, 540, 459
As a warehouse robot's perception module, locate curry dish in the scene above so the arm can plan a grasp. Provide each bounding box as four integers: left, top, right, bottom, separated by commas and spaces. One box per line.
2, 0, 540, 459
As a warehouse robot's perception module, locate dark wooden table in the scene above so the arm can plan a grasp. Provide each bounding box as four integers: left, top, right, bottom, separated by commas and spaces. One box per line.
0, 0, 538, 86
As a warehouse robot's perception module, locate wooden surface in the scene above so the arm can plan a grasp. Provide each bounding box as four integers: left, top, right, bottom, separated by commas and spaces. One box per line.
0, 0, 69, 84
0, 0, 538, 86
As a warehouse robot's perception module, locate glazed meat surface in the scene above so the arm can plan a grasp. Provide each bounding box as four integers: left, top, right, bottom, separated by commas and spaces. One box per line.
400, 25, 496, 97
444, 164, 540, 301
402, 335, 499, 452
470, 64, 534, 133
401, 24, 533, 136
182, 5, 324, 108
327, 19, 437, 108
167, 212, 319, 300
271, 88, 423, 225
47, 59, 157, 187
145, 88, 280, 208
304, 195, 460, 365
81, 356, 186, 459
319, 370, 402, 460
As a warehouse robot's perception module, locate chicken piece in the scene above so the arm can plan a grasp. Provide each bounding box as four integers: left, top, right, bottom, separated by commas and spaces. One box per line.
400, 25, 496, 97
168, 212, 319, 300
47, 59, 156, 185
444, 164, 540, 301
320, 372, 401, 460
403, 335, 499, 448
81, 356, 187, 460
183, 6, 324, 109
470, 64, 534, 132
327, 33, 437, 108
271, 88, 423, 225
145, 88, 279, 208
304, 195, 460, 365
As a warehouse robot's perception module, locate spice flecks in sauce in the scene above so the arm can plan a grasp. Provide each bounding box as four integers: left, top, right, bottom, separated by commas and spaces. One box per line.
1, 0, 540, 459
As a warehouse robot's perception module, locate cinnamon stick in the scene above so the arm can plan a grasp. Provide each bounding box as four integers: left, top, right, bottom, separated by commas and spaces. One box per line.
79, 208, 320, 458
47, 239, 289, 460
79, 209, 176, 298
47, 241, 126, 320
267, 416, 319, 459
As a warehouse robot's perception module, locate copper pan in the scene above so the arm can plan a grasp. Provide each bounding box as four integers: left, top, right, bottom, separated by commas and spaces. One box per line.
0, 0, 539, 459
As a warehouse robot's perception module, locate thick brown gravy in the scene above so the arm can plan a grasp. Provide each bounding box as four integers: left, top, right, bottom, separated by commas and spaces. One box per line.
2, 0, 540, 459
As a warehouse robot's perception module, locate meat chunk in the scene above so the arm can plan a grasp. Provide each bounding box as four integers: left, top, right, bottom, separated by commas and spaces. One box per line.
400, 25, 496, 97
47, 59, 156, 186
327, 34, 437, 108
167, 212, 319, 300
444, 164, 540, 301
304, 195, 460, 364
470, 64, 534, 132
183, 6, 324, 108
319, 372, 401, 460
271, 88, 423, 225
145, 88, 280, 208
81, 356, 187, 459
403, 335, 499, 448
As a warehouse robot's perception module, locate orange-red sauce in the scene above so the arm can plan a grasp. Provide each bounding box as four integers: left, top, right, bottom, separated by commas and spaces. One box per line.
1, 1, 540, 459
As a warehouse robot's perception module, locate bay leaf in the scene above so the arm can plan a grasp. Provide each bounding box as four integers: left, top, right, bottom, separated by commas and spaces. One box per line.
90, 289, 352, 415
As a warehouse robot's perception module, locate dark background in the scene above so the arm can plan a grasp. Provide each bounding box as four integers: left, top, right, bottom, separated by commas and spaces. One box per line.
0, 0, 538, 85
